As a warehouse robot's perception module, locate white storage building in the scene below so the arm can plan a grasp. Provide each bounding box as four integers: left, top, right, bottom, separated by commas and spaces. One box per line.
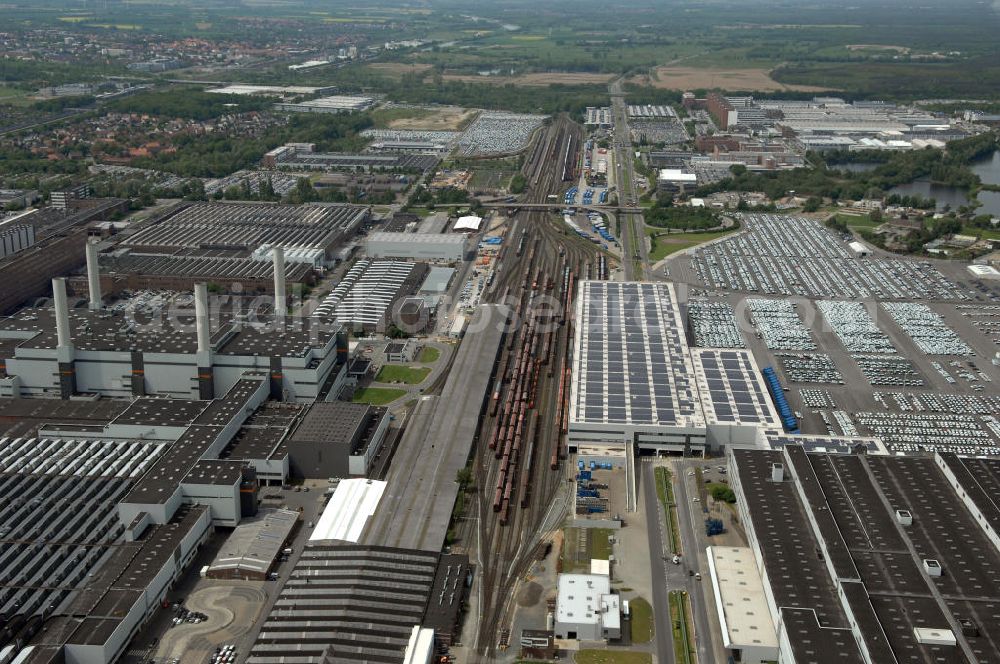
553, 573, 621, 641
848, 240, 870, 257
707, 546, 780, 664
366, 232, 470, 261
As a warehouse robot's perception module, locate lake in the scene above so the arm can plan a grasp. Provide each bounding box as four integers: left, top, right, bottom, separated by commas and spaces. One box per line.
887, 150, 1000, 217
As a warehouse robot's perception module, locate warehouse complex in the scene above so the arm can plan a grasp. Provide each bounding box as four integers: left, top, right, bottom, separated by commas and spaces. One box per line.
312, 259, 428, 332
262, 143, 438, 172
84, 202, 368, 297
568, 281, 780, 454
0, 281, 349, 402
725, 445, 1000, 664
273, 95, 377, 114
366, 231, 471, 262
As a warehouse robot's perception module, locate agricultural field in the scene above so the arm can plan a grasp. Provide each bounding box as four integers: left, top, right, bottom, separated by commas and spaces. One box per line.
637, 66, 833, 92
367, 62, 433, 79
441, 72, 615, 87
389, 106, 479, 132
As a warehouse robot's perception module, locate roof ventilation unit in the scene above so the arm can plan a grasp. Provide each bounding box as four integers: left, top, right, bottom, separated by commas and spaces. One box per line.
913, 627, 956, 647
895, 509, 912, 526
923, 559, 942, 577
771, 463, 784, 482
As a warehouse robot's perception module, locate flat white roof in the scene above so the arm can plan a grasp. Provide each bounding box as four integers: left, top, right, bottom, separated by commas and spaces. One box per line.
454, 215, 483, 231
207, 85, 321, 96
848, 241, 869, 252
285, 95, 376, 109
707, 546, 779, 651
968, 264, 1000, 277
658, 168, 698, 183
591, 559, 610, 575
556, 573, 612, 626
310, 478, 386, 543
402, 626, 435, 664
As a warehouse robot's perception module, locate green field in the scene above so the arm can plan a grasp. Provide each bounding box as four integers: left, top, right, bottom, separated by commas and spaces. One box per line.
590, 528, 614, 560
375, 365, 431, 385
418, 346, 440, 363
575, 651, 652, 664
629, 597, 654, 644
962, 225, 1000, 241
835, 213, 882, 230
669, 591, 695, 664
561, 527, 615, 572
646, 228, 739, 262
351, 387, 407, 405
655, 467, 682, 554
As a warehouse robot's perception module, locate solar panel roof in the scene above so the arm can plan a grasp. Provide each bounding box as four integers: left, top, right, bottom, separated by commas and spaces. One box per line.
570, 282, 704, 429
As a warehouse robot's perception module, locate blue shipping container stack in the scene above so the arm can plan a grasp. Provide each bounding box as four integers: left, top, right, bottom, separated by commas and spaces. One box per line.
762, 366, 799, 433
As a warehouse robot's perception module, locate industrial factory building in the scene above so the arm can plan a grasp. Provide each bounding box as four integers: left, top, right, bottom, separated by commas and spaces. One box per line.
656, 168, 698, 194
274, 95, 377, 114
120, 201, 366, 259
248, 544, 471, 663
366, 232, 471, 262
553, 573, 621, 642
0, 238, 349, 401
74, 201, 367, 297
286, 401, 390, 478
262, 143, 438, 172
568, 282, 780, 455
312, 259, 428, 332
0, 199, 129, 315
0, 370, 282, 664
206, 85, 337, 97
727, 446, 1000, 664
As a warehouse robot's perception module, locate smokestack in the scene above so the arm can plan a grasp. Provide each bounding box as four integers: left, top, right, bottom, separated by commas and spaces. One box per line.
52, 277, 72, 351
194, 282, 210, 353
273, 246, 287, 319
86, 239, 101, 311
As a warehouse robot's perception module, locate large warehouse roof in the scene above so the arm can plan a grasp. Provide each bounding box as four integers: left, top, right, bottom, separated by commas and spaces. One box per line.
248, 544, 445, 664
312, 259, 421, 327
368, 232, 468, 245
122, 202, 366, 254
706, 546, 778, 653
310, 478, 386, 543
570, 281, 703, 430
207, 508, 298, 577
691, 348, 780, 427
733, 446, 1000, 663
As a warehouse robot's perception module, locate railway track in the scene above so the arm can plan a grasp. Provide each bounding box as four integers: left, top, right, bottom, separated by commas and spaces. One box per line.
462, 116, 614, 659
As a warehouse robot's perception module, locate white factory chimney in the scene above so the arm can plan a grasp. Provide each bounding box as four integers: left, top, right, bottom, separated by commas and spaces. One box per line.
85, 238, 102, 310
52, 277, 72, 352
194, 282, 211, 354
273, 245, 287, 320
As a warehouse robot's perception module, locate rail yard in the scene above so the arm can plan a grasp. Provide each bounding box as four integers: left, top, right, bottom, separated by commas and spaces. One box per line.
4, 76, 1000, 664
463, 117, 609, 657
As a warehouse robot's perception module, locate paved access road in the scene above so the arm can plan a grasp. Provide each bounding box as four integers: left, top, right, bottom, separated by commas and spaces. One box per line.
609, 77, 651, 280
643, 459, 722, 664
671, 460, 721, 664
642, 460, 678, 664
